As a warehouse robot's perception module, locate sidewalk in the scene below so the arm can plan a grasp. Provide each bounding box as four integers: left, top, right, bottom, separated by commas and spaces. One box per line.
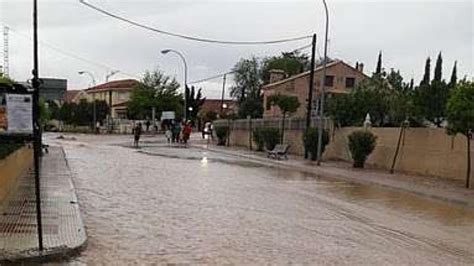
0, 146, 87, 262
192, 141, 474, 207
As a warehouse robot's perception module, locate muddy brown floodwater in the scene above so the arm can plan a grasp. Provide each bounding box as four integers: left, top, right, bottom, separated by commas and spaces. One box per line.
46, 134, 474, 265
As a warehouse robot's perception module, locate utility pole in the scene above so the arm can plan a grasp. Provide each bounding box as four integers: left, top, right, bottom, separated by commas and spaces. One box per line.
32, 0, 44, 251
220, 74, 227, 114
305, 34, 317, 159
316, 0, 329, 165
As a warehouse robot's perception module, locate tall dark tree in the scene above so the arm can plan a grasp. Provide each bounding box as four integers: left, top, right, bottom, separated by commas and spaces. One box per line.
421, 57, 431, 86
433, 52, 443, 82
375, 51, 383, 75
230, 57, 264, 118
185, 85, 206, 123
449, 61, 457, 87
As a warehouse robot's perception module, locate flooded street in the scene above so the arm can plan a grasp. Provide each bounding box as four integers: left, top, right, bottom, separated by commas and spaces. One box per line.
48, 134, 474, 265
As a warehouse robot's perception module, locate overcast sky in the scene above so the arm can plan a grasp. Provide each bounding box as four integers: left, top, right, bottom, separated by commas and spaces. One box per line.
1, 0, 472, 99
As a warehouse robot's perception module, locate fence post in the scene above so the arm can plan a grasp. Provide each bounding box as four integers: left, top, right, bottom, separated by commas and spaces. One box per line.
247, 115, 252, 150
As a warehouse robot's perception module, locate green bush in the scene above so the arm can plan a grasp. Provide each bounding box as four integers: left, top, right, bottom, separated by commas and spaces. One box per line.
261, 128, 280, 151
348, 130, 377, 168
0, 140, 24, 160
252, 127, 265, 151
303, 127, 329, 161
215, 126, 229, 146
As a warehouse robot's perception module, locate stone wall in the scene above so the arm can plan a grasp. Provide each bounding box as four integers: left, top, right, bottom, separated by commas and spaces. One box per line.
227, 126, 473, 182
0, 145, 33, 203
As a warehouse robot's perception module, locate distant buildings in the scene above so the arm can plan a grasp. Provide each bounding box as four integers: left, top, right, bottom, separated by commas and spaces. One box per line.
64, 79, 139, 119
262, 60, 367, 118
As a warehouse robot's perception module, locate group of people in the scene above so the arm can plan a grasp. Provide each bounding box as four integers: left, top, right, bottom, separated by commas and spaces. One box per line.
164, 119, 193, 144
132, 119, 213, 147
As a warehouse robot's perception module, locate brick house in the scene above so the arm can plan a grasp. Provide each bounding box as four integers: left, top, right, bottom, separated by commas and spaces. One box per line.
85, 79, 139, 119
262, 60, 367, 118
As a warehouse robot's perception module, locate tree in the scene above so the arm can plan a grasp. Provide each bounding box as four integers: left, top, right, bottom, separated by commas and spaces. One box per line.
449, 61, 457, 88
231, 57, 264, 118
327, 94, 356, 127
185, 85, 206, 124
375, 51, 383, 75
127, 70, 182, 120
421, 57, 431, 86
433, 52, 443, 82
413, 54, 450, 127
446, 80, 474, 188
261, 51, 310, 84
267, 94, 300, 143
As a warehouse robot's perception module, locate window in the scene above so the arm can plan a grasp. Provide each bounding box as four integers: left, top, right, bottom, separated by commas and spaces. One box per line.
345, 77, 355, 88
266, 97, 271, 110
325, 75, 334, 87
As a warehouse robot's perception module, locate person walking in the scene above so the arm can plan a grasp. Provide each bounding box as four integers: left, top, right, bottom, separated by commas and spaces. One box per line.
173, 120, 182, 143
182, 121, 193, 144
133, 122, 142, 147
145, 120, 151, 132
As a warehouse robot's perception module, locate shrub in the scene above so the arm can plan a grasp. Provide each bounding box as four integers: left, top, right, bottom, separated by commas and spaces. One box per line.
215, 126, 229, 146
261, 128, 280, 150
252, 127, 265, 151
303, 127, 329, 161
348, 130, 377, 168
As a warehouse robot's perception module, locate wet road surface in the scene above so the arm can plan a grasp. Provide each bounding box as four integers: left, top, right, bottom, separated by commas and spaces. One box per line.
47, 134, 474, 265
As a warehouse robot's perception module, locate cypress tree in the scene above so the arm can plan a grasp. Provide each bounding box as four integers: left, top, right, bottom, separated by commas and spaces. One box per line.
375, 51, 382, 75
421, 57, 431, 86
433, 52, 443, 82
449, 61, 457, 87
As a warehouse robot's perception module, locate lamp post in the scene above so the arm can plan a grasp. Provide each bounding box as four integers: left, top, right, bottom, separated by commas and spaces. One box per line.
161, 49, 188, 120
78, 71, 97, 131
316, 0, 329, 165
105, 70, 119, 82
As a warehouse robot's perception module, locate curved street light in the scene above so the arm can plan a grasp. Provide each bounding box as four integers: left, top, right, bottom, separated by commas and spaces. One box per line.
161, 49, 188, 120
78, 70, 97, 131
316, 0, 329, 165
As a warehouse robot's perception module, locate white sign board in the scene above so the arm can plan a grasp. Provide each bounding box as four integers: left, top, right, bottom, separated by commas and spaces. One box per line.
5, 94, 33, 133
161, 111, 175, 120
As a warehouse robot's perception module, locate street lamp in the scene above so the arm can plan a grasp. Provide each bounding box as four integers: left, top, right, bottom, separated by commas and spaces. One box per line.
105, 70, 119, 82
161, 49, 188, 120
78, 71, 97, 131
316, 0, 330, 165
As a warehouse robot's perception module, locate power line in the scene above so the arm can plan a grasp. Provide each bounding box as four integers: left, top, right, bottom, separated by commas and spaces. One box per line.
79, 0, 312, 45
3, 24, 140, 79
188, 42, 313, 84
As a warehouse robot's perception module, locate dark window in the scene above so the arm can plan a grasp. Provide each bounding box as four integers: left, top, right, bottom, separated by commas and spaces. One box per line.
325, 75, 334, 87
345, 77, 355, 88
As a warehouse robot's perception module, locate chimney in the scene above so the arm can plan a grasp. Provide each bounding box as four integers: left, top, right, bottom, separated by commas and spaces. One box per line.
269, 69, 286, 84
355, 62, 359, 70
357, 63, 364, 73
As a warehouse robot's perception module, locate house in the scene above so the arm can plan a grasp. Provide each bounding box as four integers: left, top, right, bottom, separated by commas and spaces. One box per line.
85, 79, 139, 119
199, 99, 238, 118
64, 90, 88, 104
262, 60, 367, 118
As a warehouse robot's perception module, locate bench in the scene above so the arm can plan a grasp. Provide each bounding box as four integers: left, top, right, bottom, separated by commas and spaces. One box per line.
266, 144, 290, 160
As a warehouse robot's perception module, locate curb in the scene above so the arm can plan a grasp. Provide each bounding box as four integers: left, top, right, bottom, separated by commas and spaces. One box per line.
0, 147, 88, 264
192, 144, 474, 208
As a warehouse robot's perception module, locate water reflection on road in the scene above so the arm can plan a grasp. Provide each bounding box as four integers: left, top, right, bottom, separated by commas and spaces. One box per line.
48, 134, 474, 265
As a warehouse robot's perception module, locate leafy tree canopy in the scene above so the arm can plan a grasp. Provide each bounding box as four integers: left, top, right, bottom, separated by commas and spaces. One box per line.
127, 70, 183, 120
261, 51, 310, 84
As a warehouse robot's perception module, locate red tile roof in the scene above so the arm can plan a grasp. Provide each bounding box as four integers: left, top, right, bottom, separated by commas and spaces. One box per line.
64, 90, 82, 103
86, 79, 139, 92
200, 99, 237, 113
